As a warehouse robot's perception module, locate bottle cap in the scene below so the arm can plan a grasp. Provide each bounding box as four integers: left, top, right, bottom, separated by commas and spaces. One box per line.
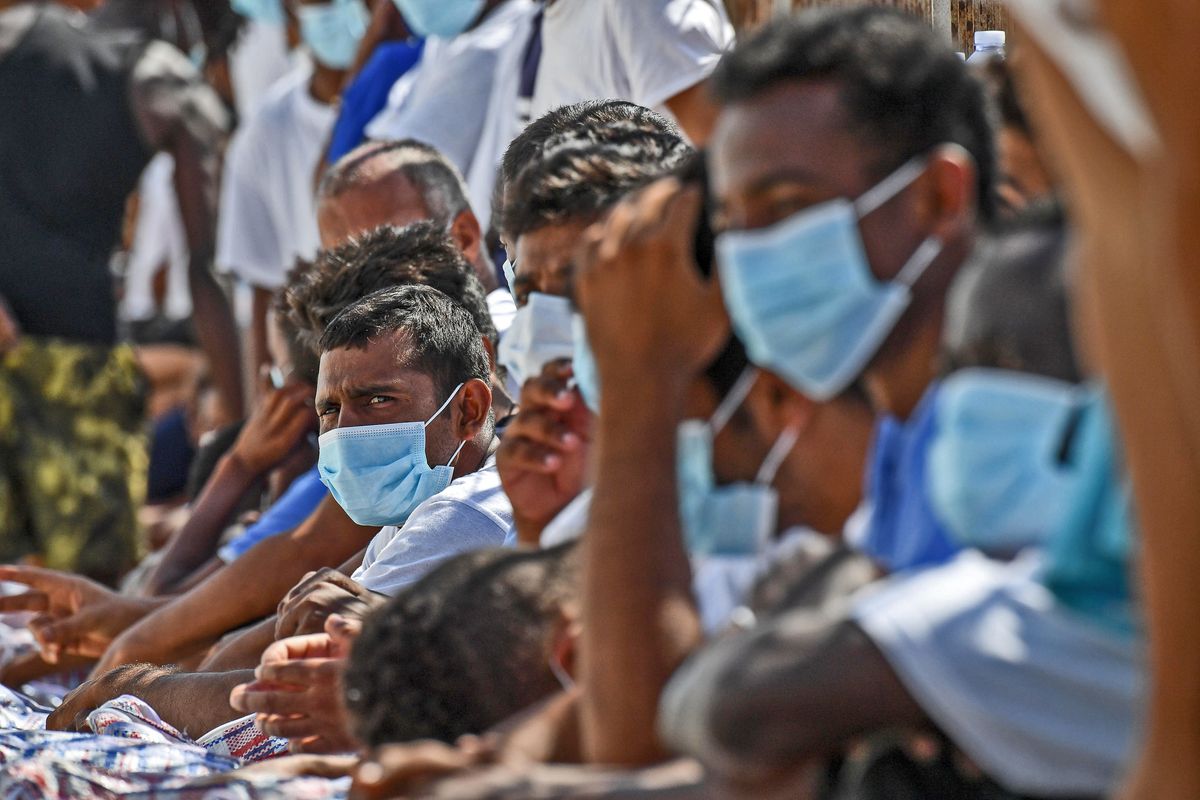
974, 30, 1006, 49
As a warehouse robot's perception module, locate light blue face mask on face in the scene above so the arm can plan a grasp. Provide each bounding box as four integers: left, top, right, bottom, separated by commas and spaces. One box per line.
392, 0, 484, 38
570, 313, 601, 413
498, 293, 575, 389
232, 0, 285, 25
317, 383, 466, 526
926, 368, 1083, 556
676, 369, 799, 557
716, 154, 943, 402
298, 0, 370, 69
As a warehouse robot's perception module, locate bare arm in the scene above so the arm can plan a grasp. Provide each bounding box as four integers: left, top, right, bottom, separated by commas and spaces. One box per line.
573, 182, 727, 765
95, 495, 378, 673
659, 615, 924, 791
130, 41, 244, 426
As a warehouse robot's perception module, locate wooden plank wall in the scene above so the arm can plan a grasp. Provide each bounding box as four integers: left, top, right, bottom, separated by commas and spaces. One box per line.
783, 0, 1007, 56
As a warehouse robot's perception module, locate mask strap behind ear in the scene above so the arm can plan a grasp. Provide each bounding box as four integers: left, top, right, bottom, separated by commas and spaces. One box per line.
854, 153, 929, 217
710, 367, 759, 436
424, 382, 466, 427
756, 423, 801, 485
549, 651, 576, 692
446, 439, 467, 468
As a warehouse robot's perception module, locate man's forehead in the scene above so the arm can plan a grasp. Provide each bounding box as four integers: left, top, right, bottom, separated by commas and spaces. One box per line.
710, 80, 869, 194
318, 332, 430, 388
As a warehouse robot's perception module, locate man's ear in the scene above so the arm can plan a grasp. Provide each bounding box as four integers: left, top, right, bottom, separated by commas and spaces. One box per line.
921, 144, 977, 240
454, 377, 493, 439
449, 209, 484, 268
551, 606, 583, 681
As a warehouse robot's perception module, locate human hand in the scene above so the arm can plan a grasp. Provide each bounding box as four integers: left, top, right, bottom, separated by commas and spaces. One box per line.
230, 618, 361, 753
46, 663, 168, 731
351, 736, 498, 800
0, 565, 148, 663
0, 294, 19, 354
575, 178, 729, 391
496, 361, 593, 544
227, 371, 316, 477
276, 569, 382, 640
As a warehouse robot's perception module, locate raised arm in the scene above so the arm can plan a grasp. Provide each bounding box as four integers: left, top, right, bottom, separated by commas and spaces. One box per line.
129, 41, 244, 425
572, 180, 727, 765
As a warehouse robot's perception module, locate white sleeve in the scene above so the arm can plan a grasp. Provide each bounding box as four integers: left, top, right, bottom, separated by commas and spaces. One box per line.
215, 127, 287, 290
351, 497, 509, 596
608, 0, 734, 110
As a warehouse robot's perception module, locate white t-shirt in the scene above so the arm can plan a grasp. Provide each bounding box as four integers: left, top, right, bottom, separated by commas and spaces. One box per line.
352, 455, 513, 595
531, 0, 733, 124
365, 0, 539, 231
216, 57, 335, 290
122, 154, 191, 322
853, 551, 1144, 797
227, 19, 293, 119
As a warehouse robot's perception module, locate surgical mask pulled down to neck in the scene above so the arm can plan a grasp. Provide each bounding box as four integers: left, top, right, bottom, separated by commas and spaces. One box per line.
298, 0, 369, 69
717, 154, 942, 401
677, 369, 799, 557
318, 384, 467, 527
926, 368, 1085, 556
392, 0, 485, 38
499, 293, 575, 389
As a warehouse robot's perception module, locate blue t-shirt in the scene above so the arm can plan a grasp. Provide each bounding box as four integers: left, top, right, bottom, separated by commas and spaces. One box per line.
326, 40, 425, 165
218, 467, 329, 562
860, 383, 962, 572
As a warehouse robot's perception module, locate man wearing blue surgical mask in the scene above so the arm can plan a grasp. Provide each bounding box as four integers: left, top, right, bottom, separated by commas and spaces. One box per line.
217, 0, 370, 390
707, 8, 996, 573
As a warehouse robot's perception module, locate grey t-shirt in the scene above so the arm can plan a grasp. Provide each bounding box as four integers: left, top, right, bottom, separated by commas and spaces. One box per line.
352, 455, 512, 595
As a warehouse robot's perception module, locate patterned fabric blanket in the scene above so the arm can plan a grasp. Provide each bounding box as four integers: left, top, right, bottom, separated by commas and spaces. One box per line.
0, 688, 346, 799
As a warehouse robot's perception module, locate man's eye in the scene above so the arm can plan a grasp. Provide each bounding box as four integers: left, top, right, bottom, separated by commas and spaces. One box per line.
368, 396, 392, 406
317, 405, 337, 417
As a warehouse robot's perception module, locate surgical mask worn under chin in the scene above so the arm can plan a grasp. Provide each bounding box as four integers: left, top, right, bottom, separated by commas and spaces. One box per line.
317, 384, 467, 527
676, 369, 799, 557
498, 293, 575, 389
716, 154, 943, 402
926, 369, 1085, 556
392, 0, 484, 38
298, 0, 369, 69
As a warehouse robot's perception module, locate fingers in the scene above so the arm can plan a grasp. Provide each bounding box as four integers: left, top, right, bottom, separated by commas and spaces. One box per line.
256, 657, 340, 686
259, 713, 321, 739
231, 683, 302, 715
0, 564, 65, 592
0, 589, 49, 614
505, 408, 582, 454
260, 633, 335, 666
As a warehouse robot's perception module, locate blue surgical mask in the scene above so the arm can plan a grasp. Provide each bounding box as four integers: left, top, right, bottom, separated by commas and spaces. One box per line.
677, 369, 798, 556
392, 0, 484, 38
716, 155, 942, 401
298, 0, 369, 69
232, 0, 284, 25
317, 384, 466, 526
927, 369, 1083, 556
498, 293, 575, 389
570, 313, 600, 413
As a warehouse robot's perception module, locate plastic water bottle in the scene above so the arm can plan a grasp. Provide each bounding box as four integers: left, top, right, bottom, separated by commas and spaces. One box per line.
967, 30, 1005, 64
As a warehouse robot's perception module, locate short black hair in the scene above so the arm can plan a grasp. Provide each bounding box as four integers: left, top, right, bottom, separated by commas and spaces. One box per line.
282, 222, 497, 354
320, 284, 491, 399
502, 131, 694, 239
272, 281, 321, 385
319, 139, 471, 225
344, 543, 579, 747
494, 100, 683, 236
713, 7, 997, 221
942, 199, 1080, 382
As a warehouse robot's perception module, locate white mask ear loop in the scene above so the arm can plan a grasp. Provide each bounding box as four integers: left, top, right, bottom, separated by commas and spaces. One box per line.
755, 423, 801, 486
853, 154, 929, 217
423, 382, 466, 426
709, 367, 759, 437
445, 439, 467, 468
549, 651, 576, 691
894, 235, 943, 289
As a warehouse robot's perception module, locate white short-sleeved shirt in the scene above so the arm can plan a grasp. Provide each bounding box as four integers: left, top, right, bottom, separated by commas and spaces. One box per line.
365, 0, 539, 231
216, 57, 335, 290
121, 154, 191, 322
853, 551, 1145, 797
531, 0, 734, 124
227, 19, 292, 119
352, 455, 513, 595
